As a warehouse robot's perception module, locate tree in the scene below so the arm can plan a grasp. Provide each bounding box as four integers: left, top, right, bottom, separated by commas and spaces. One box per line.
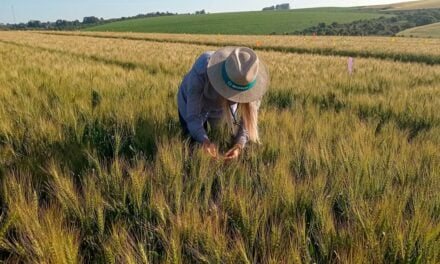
375, 23, 385, 31
82, 16, 100, 24
55, 19, 68, 27
389, 25, 401, 34
27, 20, 41, 28
415, 16, 435, 26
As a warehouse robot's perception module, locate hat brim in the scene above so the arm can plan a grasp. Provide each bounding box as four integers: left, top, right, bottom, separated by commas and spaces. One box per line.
207, 46, 269, 103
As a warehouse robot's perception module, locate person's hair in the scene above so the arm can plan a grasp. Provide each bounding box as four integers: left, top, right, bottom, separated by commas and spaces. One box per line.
221, 99, 260, 143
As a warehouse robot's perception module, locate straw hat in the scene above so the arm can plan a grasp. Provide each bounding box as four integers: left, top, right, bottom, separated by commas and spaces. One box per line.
207, 47, 269, 103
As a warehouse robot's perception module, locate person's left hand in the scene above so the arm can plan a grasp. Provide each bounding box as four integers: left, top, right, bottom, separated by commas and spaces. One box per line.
224, 144, 242, 161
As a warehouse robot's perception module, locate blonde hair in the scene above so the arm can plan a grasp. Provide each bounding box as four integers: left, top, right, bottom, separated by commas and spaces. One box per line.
222, 99, 260, 143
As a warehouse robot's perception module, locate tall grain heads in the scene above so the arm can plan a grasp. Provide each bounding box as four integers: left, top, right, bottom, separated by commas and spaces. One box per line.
0, 31, 439, 263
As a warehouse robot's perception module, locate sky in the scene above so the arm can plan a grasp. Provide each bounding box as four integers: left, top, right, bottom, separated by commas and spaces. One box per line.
0, 0, 405, 24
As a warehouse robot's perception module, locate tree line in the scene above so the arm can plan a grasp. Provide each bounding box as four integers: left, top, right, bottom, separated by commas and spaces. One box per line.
292, 9, 440, 36
3, 12, 177, 30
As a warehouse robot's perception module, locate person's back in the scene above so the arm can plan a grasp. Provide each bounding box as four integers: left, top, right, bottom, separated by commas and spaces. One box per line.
178, 51, 224, 127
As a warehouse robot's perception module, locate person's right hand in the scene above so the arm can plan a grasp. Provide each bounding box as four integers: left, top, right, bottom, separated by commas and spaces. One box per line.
202, 139, 218, 159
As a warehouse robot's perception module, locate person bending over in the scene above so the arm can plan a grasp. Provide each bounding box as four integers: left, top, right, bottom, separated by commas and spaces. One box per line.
177, 47, 269, 160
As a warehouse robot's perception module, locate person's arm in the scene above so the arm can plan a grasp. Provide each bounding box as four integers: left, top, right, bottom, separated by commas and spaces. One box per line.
185, 70, 209, 143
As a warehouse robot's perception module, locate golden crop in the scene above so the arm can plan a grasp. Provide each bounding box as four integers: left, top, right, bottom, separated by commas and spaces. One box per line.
39, 30, 440, 62
0, 31, 439, 263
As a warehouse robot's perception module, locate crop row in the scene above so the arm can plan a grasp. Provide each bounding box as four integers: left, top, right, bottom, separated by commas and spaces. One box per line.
38, 31, 440, 65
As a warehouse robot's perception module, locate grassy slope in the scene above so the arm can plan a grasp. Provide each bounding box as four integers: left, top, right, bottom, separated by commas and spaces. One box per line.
368, 0, 440, 39
86, 8, 386, 35
367, 0, 440, 10
398, 21, 440, 37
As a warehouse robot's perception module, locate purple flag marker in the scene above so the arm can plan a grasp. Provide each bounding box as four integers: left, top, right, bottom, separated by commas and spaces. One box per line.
348, 57, 354, 76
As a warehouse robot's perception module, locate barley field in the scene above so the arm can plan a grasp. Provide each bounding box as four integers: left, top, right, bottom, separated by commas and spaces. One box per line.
0, 31, 439, 263
38, 31, 440, 64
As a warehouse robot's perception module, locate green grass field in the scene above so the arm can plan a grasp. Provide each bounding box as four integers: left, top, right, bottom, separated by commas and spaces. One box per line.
0, 31, 439, 263
398, 22, 440, 37
86, 8, 388, 35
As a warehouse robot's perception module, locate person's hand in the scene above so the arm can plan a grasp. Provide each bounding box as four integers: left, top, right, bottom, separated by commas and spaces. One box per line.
224, 144, 242, 161
203, 139, 218, 159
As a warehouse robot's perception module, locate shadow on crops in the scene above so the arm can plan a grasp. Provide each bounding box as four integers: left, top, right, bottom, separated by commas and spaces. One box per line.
0, 114, 180, 181
357, 104, 434, 141
52, 116, 178, 262
272, 90, 436, 142
294, 192, 338, 263
289, 149, 312, 182
303, 92, 436, 141
261, 144, 281, 165
312, 92, 347, 113
81, 115, 180, 162
332, 193, 351, 227
266, 90, 298, 109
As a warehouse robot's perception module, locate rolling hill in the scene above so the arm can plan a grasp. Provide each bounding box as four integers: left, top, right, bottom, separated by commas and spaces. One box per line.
85, 7, 388, 35
398, 21, 440, 37
367, 0, 440, 10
